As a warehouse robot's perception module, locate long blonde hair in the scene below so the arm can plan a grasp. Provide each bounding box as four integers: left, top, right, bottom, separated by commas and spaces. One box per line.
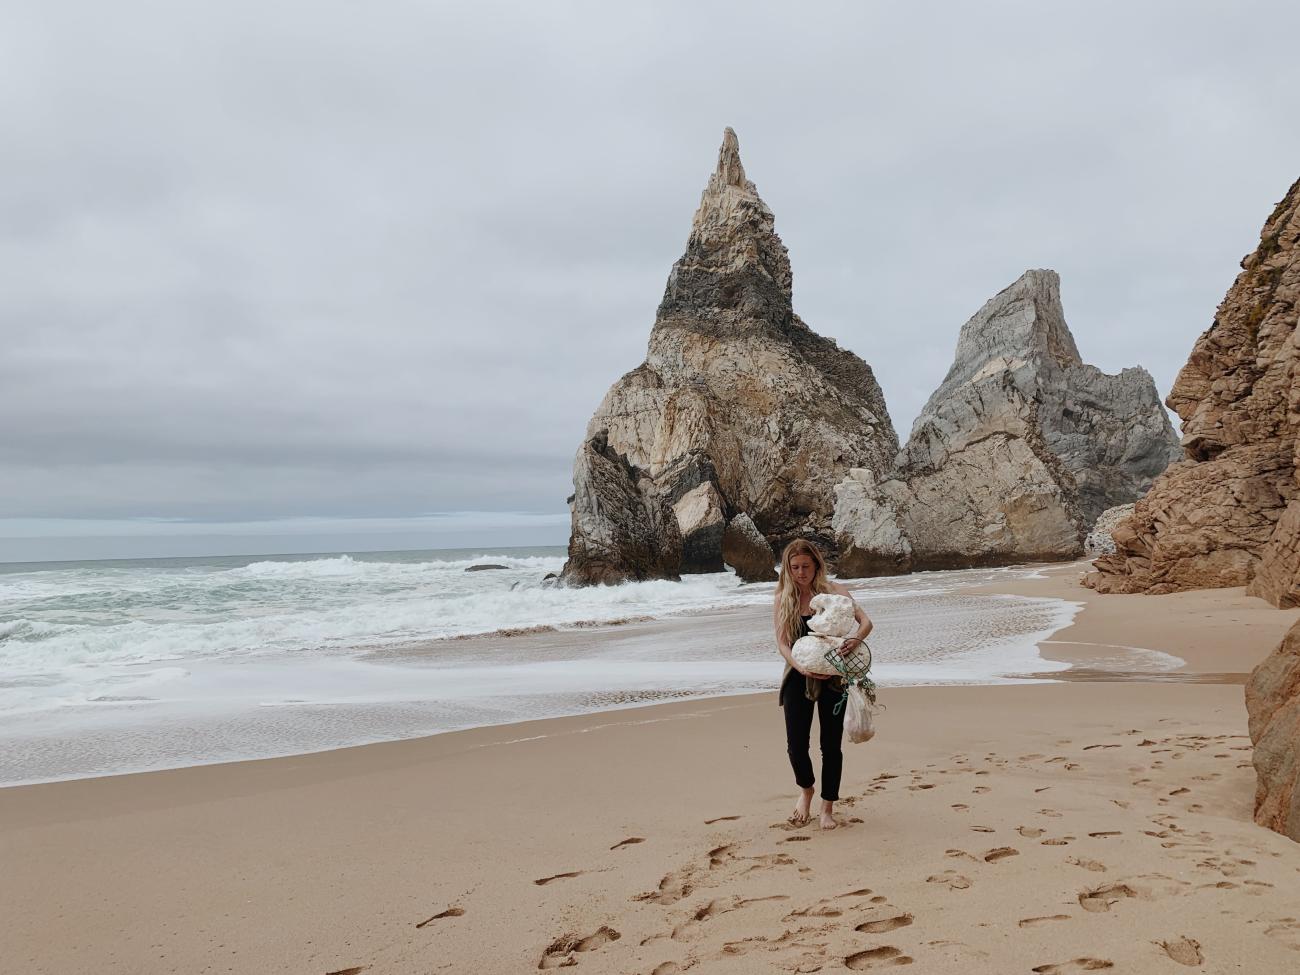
775, 539, 832, 647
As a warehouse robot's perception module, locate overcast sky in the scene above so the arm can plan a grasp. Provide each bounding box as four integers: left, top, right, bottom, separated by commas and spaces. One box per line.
3, 1, 1299, 561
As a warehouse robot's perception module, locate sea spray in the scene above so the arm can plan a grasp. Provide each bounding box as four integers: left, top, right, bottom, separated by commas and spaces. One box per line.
0, 548, 1083, 785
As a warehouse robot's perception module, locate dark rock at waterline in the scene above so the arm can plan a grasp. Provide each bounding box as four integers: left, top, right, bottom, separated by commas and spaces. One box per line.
465, 564, 509, 572
722, 513, 777, 582
560, 431, 683, 586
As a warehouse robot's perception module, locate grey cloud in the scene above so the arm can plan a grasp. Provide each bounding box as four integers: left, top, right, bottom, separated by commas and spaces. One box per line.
3, 0, 1299, 544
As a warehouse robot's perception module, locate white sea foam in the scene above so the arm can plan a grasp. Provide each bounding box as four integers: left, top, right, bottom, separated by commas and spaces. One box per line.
0, 549, 1097, 785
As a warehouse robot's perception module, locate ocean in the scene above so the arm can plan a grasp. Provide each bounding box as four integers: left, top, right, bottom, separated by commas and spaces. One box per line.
0, 545, 1141, 786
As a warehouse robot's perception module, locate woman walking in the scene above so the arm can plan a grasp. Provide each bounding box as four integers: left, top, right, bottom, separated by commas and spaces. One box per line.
774, 539, 873, 829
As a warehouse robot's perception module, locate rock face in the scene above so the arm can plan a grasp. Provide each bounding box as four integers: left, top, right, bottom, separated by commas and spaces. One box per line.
563, 432, 682, 586
1246, 620, 1300, 842
834, 270, 1180, 573
561, 129, 897, 584
721, 513, 777, 583
1084, 503, 1135, 557
1084, 179, 1300, 599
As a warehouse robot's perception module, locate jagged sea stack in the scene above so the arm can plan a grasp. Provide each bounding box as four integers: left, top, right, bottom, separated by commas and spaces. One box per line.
1085, 178, 1300, 602
834, 270, 1180, 574
562, 129, 898, 585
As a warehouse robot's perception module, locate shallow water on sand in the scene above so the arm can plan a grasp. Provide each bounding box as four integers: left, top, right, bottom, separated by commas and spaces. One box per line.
0, 554, 1146, 786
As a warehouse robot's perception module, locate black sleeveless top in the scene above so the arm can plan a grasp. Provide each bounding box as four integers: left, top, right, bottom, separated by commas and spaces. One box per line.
779, 613, 842, 706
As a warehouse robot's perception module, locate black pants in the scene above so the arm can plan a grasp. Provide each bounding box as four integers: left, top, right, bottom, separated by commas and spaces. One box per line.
781, 672, 845, 801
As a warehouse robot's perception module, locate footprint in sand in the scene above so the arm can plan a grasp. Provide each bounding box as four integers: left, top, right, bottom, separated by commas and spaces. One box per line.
1158, 936, 1204, 967
534, 871, 583, 886
972, 786, 991, 795
1019, 915, 1071, 928
1066, 857, 1107, 872
704, 815, 740, 824
1019, 826, 1044, 838
856, 913, 914, 934
1031, 960, 1113, 973
839, 888, 873, 898
1078, 883, 1137, 913
539, 927, 621, 968
636, 868, 694, 905
672, 898, 739, 941
926, 870, 971, 890
415, 907, 464, 927
951, 803, 970, 812
1255, 916, 1300, 952
1038, 809, 1062, 818
1041, 838, 1071, 846
1088, 831, 1122, 839
783, 835, 811, 843
845, 946, 914, 969
737, 895, 790, 907
651, 964, 683, 975
707, 843, 736, 867
327, 968, 367, 975
784, 900, 843, 919
983, 847, 1019, 863
610, 837, 644, 850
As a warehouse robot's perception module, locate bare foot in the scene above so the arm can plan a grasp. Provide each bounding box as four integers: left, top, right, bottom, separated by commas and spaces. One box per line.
820, 800, 838, 830
788, 786, 814, 826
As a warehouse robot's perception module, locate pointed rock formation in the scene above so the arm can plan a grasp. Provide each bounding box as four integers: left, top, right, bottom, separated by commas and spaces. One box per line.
562, 129, 898, 584
834, 270, 1180, 573
1084, 178, 1300, 599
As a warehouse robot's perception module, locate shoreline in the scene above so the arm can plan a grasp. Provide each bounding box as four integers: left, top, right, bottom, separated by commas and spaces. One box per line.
0, 563, 1082, 789
5, 565, 1300, 973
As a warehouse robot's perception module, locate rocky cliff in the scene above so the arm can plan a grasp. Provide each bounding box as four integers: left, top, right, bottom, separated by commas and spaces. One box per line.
562, 129, 897, 585
1083, 179, 1300, 600
834, 270, 1180, 574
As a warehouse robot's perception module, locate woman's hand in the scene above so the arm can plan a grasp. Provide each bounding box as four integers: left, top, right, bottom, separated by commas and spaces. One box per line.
838, 637, 864, 653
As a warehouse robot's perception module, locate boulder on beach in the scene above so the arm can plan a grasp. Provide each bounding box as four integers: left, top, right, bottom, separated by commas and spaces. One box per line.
834, 269, 1179, 574
1247, 619, 1300, 842
561, 128, 897, 585
1084, 503, 1136, 557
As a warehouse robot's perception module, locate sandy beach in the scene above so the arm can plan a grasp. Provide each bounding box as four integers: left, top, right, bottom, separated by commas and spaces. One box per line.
4, 561, 1300, 974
